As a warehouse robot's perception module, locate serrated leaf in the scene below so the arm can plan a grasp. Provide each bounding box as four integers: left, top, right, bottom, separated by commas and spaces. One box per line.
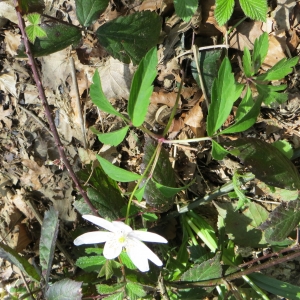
90, 70, 125, 119
119, 252, 136, 270
45, 279, 82, 300
214, 0, 235, 26
173, 0, 198, 22
256, 83, 287, 105
25, 24, 47, 43
252, 32, 268, 73
76, 0, 109, 27
96, 126, 129, 146
40, 207, 59, 286
256, 56, 299, 81
214, 202, 268, 247
96, 155, 141, 182
103, 291, 124, 300
211, 140, 229, 160
76, 255, 106, 269
229, 138, 300, 190
243, 47, 252, 77
207, 57, 243, 136
191, 49, 222, 99
99, 259, 115, 280
27, 12, 40, 25
77, 164, 125, 219
142, 138, 176, 211
152, 178, 195, 197
96, 11, 161, 65
259, 200, 300, 242
17, 21, 81, 57
181, 253, 222, 281
97, 283, 125, 294
239, 0, 267, 22
219, 88, 262, 134
249, 272, 300, 299
128, 47, 157, 126
0, 242, 40, 282
85, 248, 103, 255
126, 282, 146, 298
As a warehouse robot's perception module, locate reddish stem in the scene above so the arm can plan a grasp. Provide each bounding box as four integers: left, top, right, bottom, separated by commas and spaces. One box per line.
14, 3, 99, 216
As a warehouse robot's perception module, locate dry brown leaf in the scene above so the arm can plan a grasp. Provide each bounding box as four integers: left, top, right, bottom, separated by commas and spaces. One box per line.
150, 91, 181, 107
0, 0, 18, 24
273, 0, 295, 30
16, 223, 32, 253
0, 71, 17, 98
10, 190, 34, 220
4, 30, 21, 56
98, 57, 135, 99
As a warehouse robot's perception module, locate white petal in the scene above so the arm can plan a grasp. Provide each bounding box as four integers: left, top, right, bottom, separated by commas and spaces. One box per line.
82, 215, 118, 233
74, 232, 113, 245
126, 238, 163, 271
111, 221, 132, 234
103, 237, 123, 259
129, 231, 168, 243
126, 239, 150, 272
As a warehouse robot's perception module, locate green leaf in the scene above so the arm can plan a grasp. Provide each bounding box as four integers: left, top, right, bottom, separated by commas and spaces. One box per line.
96, 11, 161, 65
152, 178, 195, 197
211, 140, 229, 160
126, 282, 146, 298
232, 172, 250, 210
256, 83, 287, 105
96, 126, 129, 146
17, 21, 81, 57
229, 138, 300, 190
207, 57, 243, 136
0, 242, 41, 282
45, 279, 82, 300
243, 47, 252, 77
142, 138, 176, 211
142, 212, 158, 222
214, 201, 268, 247
18, 0, 44, 15
102, 292, 124, 300
76, 0, 109, 27
259, 200, 300, 242
191, 49, 222, 99
249, 272, 300, 299
256, 56, 299, 81
77, 164, 125, 219
214, 0, 235, 26
97, 283, 124, 294
76, 255, 106, 269
128, 47, 157, 126
219, 88, 262, 134
272, 140, 293, 159
173, 0, 198, 22
25, 24, 47, 43
134, 184, 146, 201
252, 32, 269, 73
181, 253, 222, 281
119, 252, 136, 270
96, 155, 141, 182
27, 12, 40, 25
90, 70, 125, 119
239, 0, 267, 22
40, 207, 59, 287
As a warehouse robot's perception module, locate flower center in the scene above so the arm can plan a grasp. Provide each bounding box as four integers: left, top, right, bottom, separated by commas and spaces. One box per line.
118, 236, 126, 244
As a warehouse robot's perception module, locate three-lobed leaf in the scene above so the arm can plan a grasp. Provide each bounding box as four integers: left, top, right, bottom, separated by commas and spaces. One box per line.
128, 47, 157, 126
207, 57, 243, 136
76, 0, 109, 27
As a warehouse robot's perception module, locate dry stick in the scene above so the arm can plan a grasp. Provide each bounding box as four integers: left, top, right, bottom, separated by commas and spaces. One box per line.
70, 56, 88, 149
14, 3, 99, 217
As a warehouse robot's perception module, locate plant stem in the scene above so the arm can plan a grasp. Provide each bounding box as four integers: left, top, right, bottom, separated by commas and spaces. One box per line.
14, 2, 99, 216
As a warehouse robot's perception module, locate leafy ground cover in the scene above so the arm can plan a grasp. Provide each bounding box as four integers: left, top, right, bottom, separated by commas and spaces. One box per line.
1, 0, 300, 299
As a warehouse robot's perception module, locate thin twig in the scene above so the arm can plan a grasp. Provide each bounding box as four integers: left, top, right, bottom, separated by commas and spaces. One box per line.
19, 271, 34, 300
70, 56, 87, 149
14, 2, 98, 216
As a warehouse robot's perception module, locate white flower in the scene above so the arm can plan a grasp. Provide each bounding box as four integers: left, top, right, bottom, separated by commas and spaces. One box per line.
74, 215, 168, 272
